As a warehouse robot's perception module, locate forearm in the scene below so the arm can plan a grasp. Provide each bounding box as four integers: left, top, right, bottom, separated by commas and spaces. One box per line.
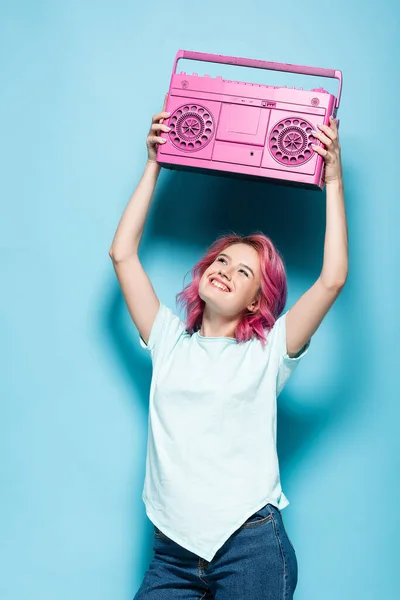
109, 160, 161, 261
320, 178, 349, 288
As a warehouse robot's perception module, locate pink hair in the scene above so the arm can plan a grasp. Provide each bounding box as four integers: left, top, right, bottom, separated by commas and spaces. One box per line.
175, 232, 287, 348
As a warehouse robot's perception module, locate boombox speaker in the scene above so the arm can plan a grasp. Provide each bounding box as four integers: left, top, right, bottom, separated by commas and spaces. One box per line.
156, 50, 342, 191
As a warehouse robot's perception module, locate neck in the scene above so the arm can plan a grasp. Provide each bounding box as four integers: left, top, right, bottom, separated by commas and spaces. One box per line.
200, 306, 239, 338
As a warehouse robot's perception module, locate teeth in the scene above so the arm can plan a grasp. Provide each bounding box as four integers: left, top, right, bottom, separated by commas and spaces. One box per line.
211, 279, 229, 292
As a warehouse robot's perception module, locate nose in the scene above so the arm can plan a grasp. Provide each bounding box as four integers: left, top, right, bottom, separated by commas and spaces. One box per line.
219, 266, 232, 281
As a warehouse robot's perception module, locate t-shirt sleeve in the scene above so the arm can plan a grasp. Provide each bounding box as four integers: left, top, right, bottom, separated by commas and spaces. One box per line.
139, 302, 186, 364
268, 309, 311, 397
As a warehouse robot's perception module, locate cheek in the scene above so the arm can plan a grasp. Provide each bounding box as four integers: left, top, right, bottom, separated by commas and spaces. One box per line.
237, 277, 251, 291
239, 280, 257, 301
200, 274, 214, 294
201, 274, 210, 288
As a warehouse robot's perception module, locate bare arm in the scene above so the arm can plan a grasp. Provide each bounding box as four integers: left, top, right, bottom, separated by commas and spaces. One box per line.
109, 159, 162, 261
109, 97, 171, 345
285, 117, 348, 357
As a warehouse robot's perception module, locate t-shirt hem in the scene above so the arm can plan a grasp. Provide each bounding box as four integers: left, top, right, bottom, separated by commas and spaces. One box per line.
143, 492, 290, 563
283, 338, 311, 361
143, 493, 215, 561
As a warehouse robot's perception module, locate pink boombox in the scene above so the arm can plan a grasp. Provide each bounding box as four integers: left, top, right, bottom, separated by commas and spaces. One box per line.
156, 50, 342, 191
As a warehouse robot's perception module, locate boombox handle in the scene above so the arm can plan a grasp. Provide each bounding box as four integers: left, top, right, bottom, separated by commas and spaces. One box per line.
173, 50, 343, 109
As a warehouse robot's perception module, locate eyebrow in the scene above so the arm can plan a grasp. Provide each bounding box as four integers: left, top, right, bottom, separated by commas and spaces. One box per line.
218, 253, 255, 277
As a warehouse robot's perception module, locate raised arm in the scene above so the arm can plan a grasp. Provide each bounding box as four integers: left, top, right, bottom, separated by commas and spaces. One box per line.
109, 95, 171, 345
285, 117, 349, 357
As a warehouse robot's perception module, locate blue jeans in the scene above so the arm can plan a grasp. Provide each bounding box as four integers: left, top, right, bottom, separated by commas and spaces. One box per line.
133, 503, 298, 599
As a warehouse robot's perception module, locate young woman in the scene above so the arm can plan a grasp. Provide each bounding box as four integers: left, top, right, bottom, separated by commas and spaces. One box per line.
109, 93, 348, 600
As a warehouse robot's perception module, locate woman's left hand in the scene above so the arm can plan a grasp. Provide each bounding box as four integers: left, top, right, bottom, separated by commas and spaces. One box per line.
311, 116, 343, 185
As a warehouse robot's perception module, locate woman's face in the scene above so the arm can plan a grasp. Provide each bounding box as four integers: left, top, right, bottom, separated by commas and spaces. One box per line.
199, 243, 262, 318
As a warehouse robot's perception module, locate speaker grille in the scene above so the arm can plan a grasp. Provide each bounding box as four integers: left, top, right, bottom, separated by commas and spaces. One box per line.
168, 104, 215, 151
269, 118, 315, 166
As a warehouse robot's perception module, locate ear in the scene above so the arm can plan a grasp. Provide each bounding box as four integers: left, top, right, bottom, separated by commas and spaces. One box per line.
246, 296, 260, 314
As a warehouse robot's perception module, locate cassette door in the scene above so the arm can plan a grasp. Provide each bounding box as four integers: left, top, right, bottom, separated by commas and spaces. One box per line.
213, 103, 271, 168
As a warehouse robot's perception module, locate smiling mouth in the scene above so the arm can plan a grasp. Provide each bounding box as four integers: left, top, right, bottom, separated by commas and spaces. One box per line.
209, 278, 230, 292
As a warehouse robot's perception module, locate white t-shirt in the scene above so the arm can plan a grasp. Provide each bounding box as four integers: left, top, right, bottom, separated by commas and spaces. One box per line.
139, 302, 310, 561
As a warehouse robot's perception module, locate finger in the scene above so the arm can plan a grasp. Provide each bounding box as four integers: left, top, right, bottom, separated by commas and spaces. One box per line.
329, 116, 340, 140
317, 123, 337, 141
148, 135, 166, 145
151, 123, 170, 132
329, 115, 338, 130
159, 94, 169, 125
152, 111, 171, 123
312, 128, 332, 146
162, 92, 168, 111
311, 144, 328, 158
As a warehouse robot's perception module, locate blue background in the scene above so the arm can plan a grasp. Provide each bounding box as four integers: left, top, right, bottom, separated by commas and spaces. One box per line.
1, 0, 399, 598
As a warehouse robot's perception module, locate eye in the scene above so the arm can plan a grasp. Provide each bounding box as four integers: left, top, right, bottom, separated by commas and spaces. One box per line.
217, 257, 249, 276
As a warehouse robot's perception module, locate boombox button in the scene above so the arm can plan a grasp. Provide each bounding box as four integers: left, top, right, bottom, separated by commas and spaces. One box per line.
179, 71, 186, 75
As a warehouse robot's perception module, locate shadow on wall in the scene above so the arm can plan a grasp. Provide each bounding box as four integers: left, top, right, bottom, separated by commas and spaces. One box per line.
103, 162, 366, 587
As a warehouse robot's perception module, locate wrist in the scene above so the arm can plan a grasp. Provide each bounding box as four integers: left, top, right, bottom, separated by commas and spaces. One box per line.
145, 158, 162, 172
325, 176, 344, 188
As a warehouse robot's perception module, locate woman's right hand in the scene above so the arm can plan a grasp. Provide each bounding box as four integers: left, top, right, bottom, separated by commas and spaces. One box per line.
146, 93, 171, 164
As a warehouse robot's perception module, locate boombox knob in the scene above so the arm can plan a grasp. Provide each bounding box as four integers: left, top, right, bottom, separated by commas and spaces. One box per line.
311, 87, 329, 94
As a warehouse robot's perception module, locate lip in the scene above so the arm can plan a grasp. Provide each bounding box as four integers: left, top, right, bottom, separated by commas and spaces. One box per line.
208, 276, 231, 292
